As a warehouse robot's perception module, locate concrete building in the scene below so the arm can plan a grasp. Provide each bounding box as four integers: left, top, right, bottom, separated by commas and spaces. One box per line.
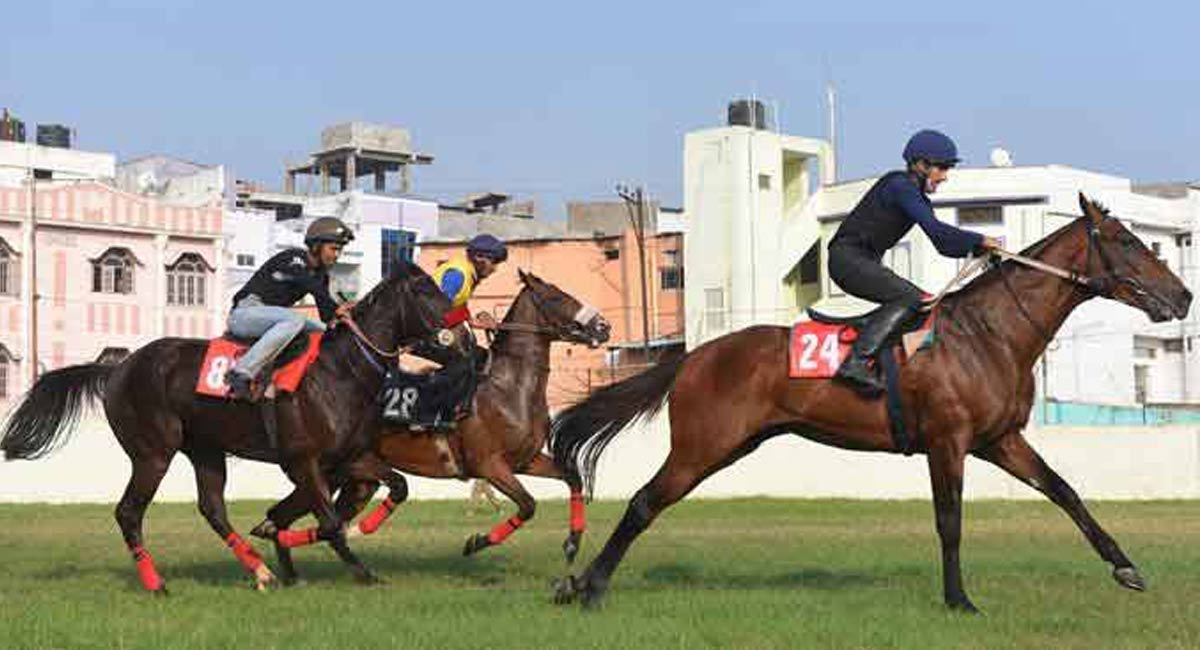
0, 140, 222, 408
683, 108, 1200, 410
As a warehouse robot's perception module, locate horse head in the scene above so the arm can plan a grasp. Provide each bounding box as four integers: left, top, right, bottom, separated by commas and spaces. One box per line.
515, 269, 611, 347
1077, 193, 1191, 322
351, 259, 452, 350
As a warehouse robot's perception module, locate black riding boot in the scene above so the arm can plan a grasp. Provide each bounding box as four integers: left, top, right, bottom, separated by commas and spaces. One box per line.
835, 301, 918, 396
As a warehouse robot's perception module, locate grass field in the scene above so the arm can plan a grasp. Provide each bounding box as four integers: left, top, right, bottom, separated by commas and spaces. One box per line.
0, 498, 1196, 649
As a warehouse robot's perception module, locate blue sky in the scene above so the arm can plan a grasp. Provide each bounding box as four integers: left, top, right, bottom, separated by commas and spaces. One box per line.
2, 1, 1197, 215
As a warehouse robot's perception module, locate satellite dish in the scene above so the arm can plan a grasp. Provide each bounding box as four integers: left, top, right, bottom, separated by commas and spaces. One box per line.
990, 148, 1013, 168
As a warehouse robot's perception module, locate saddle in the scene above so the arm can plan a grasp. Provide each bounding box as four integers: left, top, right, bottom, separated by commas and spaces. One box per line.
790, 306, 937, 455
194, 332, 323, 400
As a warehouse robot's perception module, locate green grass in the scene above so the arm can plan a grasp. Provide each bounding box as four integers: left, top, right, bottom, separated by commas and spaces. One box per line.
0, 498, 1197, 649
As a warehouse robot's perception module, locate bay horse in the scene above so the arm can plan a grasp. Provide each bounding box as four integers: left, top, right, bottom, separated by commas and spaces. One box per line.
248, 270, 612, 584
0, 261, 450, 592
550, 195, 1192, 611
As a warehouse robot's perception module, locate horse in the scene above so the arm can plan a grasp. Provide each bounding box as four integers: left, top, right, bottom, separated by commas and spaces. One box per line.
248, 270, 612, 584
0, 260, 451, 593
549, 194, 1192, 611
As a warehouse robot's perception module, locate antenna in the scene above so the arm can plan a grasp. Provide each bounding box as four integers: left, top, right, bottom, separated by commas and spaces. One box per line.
825, 80, 838, 183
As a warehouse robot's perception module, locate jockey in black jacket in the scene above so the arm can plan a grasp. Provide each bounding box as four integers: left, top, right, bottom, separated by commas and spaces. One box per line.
828, 129, 1001, 394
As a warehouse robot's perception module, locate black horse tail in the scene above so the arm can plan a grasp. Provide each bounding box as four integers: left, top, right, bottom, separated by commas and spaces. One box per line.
1, 363, 112, 461
550, 352, 688, 499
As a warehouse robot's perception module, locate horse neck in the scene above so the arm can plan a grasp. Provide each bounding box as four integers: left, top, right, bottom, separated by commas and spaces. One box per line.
952, 222, 1093, 370
489, 288, 552, 392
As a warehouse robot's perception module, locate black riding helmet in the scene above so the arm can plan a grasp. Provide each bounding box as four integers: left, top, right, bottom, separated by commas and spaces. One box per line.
305, 217, 355, 247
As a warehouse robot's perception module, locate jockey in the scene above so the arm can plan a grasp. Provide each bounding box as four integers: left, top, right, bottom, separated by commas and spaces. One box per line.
226, 217, 356, 399
827, 129, 1001, 394
432, 233, 508, 330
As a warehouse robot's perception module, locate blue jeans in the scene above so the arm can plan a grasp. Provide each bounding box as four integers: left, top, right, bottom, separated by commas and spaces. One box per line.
228, 303, 324, 379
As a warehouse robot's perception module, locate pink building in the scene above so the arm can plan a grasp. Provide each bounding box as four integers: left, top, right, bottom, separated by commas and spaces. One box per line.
0, 181, 224, 407
418, 229, 684, 408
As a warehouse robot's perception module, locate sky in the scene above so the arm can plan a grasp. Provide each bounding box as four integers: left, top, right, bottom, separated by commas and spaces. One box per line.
2, 1, 1197, 216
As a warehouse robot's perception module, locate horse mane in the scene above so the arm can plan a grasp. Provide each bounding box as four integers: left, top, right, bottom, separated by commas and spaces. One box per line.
941, 214, 1085, 305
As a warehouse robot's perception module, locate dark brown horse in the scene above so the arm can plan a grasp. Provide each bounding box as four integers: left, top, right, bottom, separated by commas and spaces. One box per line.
550, 195, 1192, 611
0, 261, 450, 592
250, 271, 612, 583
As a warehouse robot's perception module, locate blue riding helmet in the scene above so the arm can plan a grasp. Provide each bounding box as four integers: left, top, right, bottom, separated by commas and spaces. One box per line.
467, 234, 508, 262
902, 129, 960, 166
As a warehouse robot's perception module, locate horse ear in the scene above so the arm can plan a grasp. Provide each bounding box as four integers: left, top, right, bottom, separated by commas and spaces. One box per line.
518, 268, 529, 283
1079, 192, 1102, 224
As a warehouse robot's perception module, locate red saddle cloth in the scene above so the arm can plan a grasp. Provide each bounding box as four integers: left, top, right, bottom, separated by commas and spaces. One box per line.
788, 315, 935, 379
195, 332, 323, 397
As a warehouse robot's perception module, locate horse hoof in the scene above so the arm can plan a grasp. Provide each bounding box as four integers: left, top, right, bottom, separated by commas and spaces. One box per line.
151, 586, 169, 598
580, 584, 607, 611
354, 571, 383, 586
462, 533, 491, 557
1113, 566, 1147, 592
552, 575, 578, 605
947, 598, 981, 615
249, 520, 278, 541
562, 532, 582, 565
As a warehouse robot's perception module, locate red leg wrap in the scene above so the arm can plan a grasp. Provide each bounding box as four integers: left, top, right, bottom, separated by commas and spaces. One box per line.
569, 491, 586, 533
131, 545, 164, 592
487, 516, 525, 545
357, 497, 396, 536
276, 527, 319, 549
225, 533, 264, 572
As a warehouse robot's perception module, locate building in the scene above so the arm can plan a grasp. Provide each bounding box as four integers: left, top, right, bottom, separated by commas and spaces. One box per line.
0, 139, 222, 407
682, 105, 1200, 409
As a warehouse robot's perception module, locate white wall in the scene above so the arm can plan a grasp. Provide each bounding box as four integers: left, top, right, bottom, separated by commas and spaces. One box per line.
2, 414, 1196, 503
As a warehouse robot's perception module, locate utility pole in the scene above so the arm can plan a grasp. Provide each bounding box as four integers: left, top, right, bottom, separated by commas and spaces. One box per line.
617, 184, 652, 363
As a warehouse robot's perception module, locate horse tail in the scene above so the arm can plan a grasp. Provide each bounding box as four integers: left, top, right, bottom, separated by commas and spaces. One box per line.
550, 352, 688, 499
1, 363, 112, 461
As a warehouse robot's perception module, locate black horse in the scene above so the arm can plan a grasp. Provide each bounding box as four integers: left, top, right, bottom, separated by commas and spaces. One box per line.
1, 261, 450, 592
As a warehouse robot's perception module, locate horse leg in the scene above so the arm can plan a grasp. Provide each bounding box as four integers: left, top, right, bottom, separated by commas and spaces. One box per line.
283, 456, 379, 585
554, 444, 731, 609
974, 432, 1145, 591
251, 486, 312, 586
114, 455, 173, 595
186, 449, 276, 591
927, 435, 977, 613
462, 460, 536, 557
345, 471, 408, 540
522, 452, 586, 564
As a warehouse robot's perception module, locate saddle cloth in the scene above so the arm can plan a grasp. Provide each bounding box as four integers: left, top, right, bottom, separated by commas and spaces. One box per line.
788, 311, 935, 379
195, 332, 323, 398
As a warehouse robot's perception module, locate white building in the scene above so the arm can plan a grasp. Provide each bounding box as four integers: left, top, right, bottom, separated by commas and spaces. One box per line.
228, 190, 441, 307
684, 116, 1200, 408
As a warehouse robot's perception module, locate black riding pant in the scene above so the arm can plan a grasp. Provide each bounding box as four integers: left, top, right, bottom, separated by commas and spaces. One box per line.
828, 243, 924, 306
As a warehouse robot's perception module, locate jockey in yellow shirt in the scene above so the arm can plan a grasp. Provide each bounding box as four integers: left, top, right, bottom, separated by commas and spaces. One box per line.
432, 234, 507, 330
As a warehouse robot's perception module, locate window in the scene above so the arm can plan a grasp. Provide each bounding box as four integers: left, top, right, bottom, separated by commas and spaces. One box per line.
705, 288, 726, 331
0, 238, 18, 296
957, 205, 1003, 226
1133, 336, 1157, 360
758, 174, 772, 190
166, 253, 212, 307
1134, 366, 1149, 404
0, 344, 11, 398
1164, 338, 1184, 353
96, 347, 130, 364
660, 267, 683, 290
1151, 242, 1162, 259
91, 248, 138, 294
660, 249, 683, 290
235, 253, 256, 267
381, 229, 417, 279
604, 248, 620, 261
